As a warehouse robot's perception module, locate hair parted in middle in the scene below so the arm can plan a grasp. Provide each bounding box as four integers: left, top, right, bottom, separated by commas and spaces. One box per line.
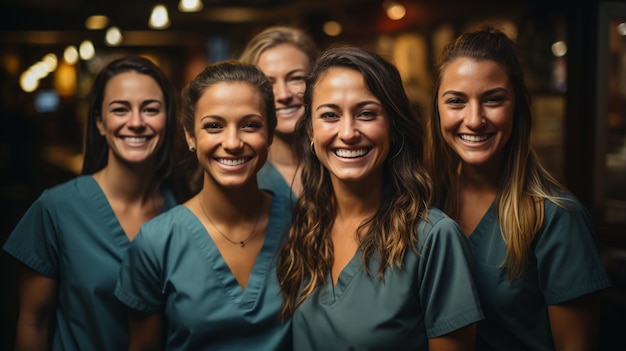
277, 46, 433, 318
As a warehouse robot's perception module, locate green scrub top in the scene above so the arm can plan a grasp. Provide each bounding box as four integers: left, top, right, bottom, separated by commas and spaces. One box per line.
115, 194, 292, 351
3, 175, 177, 351
470, 195, 612, 351
292, 207, 484, 351
257, 161, 296, 204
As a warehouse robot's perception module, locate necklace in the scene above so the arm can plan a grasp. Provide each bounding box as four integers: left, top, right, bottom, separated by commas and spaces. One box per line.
198, 198, 262, 247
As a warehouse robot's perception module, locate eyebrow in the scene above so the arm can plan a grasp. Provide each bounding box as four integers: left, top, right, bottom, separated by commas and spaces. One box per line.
441, 87, 509, 97
315, 100, 381, 111
108, 99, 163, 106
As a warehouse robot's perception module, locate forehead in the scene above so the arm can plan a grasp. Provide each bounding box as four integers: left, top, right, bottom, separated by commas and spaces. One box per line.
104, 71, 163, 99
197, 81, 265, 114
257, 44, 310, 71
440, 58, 510, 88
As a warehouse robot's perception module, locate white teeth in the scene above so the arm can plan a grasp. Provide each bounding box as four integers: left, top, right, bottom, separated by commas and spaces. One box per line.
217, 158, 247, 166
459, 134, 490, 142
335, 149, 368, 158
124, 137, 147, 143
276, 106, 300, 115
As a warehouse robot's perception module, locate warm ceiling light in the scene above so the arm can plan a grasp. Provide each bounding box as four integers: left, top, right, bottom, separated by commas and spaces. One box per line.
149, 4, 170, 29
179, 0, 203, 12
79, 40, 96, 60
85, 15, 109, 30
64, 46, 79, 64
382, 1, 406, 20
42, 53, 58, 72
323, 21, 342, 37
105, 27, 123, 46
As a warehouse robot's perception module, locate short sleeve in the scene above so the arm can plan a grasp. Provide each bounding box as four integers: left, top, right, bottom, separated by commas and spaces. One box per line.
115, 223, 165, 313
417, 213, 484, 337
3, 190, 60, 278
535, 198, 612, 304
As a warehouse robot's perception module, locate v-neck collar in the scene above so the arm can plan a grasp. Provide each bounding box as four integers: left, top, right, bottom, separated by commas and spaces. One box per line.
468, 201, 497, 246
184, 195, 286, 307
321, 250, 362, 306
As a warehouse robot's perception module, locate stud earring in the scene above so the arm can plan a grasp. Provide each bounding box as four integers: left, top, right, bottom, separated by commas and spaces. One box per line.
188, 146, 196, 152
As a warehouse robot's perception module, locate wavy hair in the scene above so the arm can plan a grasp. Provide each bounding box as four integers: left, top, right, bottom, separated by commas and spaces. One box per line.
425, 27, 569, 280
277, 46, 433, 318
81, 55, 189, 201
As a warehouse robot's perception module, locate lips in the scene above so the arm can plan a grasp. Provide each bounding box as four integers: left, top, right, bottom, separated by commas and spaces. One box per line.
334, 148, 370, 158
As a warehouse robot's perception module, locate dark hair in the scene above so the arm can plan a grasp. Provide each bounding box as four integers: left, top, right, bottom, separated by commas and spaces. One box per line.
277, 46, 433, 317
81, 55, 188, 200
180, 60, 276, 141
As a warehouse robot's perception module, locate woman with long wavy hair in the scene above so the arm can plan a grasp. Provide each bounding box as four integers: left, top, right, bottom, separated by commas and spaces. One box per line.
277, 46, 483, 350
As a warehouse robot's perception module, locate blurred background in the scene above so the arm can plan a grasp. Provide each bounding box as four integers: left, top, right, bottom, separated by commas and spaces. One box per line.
1, 0, 625, 349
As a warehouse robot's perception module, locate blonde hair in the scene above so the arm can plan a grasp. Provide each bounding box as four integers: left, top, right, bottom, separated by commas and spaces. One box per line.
239, 26, 318, 65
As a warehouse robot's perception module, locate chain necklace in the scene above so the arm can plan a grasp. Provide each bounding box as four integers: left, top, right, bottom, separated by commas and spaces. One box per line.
198, 198, 262, 248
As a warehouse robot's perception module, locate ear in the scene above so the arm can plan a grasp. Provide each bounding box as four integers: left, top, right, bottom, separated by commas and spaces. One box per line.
95, 114, 106, 136
184, 128, 196, 150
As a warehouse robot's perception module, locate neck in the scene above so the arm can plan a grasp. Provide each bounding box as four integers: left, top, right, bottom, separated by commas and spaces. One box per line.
199, 177, 265, 221
93, 155, 159, 203
332, 176, 382, 222
268, 135, 297, 167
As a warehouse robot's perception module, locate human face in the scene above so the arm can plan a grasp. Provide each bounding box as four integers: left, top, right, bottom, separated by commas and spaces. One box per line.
97, 71, 166, 165
186, 82, 269, 189
437, 57, 514, 170
257, 44, 309, 138
311, 67, 390, 185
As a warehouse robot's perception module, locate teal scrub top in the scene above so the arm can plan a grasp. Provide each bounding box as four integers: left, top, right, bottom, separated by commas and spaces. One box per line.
257, 161, 296, 204
470, 194, 612, 351
115, 194, 292, 351
2, 175, 177, 351
292, 207, 484, 351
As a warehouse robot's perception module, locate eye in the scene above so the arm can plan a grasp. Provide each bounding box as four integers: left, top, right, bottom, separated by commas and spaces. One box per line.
111, 106, 129, 115
202, 122, 222, 132
444, 97, 464, 105
484, 95, 506, 106
242, 121, 263, 130
289, 75, 306, 84
320, 111, 340, 120
356, 110, 379, 120
143, 107, 161, 115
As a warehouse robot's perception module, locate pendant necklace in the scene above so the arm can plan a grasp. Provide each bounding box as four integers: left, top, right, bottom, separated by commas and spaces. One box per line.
198, 198, 262, 248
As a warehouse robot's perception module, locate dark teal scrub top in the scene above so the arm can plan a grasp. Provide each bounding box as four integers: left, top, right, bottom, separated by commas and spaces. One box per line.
257, 161, 296, 204
3, 175, 177, 351
292, 207, 484, 351
470, 194, 612, 350
115, 194, 292, 351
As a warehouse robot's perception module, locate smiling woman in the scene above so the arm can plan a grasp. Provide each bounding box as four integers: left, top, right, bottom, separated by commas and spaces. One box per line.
2, 55, 189, 351
277, 46, 484, 351
114, 60, 293, 350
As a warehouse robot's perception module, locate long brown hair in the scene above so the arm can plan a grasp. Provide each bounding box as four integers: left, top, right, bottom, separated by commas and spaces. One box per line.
277, 46, 433, 318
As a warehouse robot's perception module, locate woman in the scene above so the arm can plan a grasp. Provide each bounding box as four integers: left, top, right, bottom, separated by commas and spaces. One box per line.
277, 46, 483, 350
114, 61, 292, 350
426, 27, 612, 350
239, 25, 319, 199
3, 56, 187, 350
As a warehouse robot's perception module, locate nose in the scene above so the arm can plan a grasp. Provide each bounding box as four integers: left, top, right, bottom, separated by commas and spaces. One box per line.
466, 101, 486, 129
127, 109, 146, 129
338, 116, 359, 142
222, 127, 243, 151
273, 80, 293, 102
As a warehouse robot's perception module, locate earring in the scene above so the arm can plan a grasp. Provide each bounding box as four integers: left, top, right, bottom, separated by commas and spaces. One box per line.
188, 145, 196, 152
310, 141, 316, 155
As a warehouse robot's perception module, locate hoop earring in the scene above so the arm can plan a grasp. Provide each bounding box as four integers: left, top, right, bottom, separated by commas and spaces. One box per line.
390, 136, 405, 160
188, 146, 196, 152
310, 141, 316, 155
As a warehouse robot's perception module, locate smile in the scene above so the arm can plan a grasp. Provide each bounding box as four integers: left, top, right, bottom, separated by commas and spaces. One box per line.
459, 134, 491, 142
123, 136, 149, 143
276, 106, 301, 116
334, 148, 370, 158
216, 158, 250, 166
